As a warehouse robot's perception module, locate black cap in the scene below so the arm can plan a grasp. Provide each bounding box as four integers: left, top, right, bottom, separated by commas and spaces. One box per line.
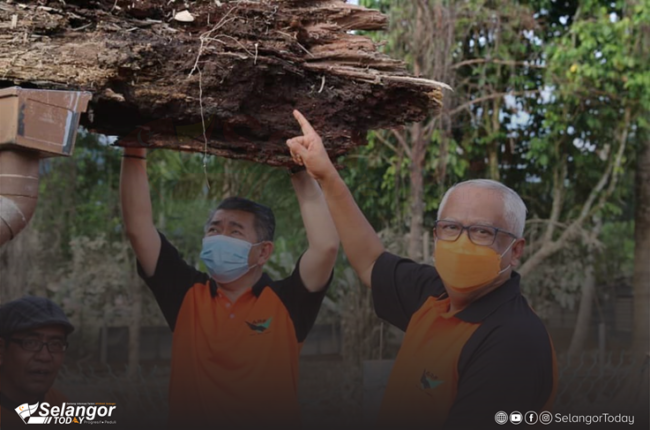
0, 296, 74, 337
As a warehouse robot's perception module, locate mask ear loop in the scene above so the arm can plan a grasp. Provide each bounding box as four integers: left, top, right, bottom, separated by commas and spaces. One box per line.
248, 241, 268, 270
497, 238, 518, 275
500, 238, 517, 258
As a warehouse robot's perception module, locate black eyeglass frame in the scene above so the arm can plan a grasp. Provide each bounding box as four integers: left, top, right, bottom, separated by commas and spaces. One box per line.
433, 220, 519, 246
8, 338, 69, 353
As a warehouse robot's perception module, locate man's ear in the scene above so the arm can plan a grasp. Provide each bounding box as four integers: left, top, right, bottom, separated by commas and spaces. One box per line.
256, 242, 274, 266
510, 238, 526, 267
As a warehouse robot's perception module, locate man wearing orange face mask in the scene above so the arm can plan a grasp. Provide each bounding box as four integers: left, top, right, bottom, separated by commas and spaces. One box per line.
286, 112, 557, 429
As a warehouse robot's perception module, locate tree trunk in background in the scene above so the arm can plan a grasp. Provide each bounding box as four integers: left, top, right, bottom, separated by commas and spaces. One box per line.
615, 134, 650, 411
0, 223, 43, 301
633, 137, 650, 357
567, 222, 602, 357
407, 122, 425, 262
487, 98, 501, 181
404, 1, 456, 262
567, 264, 596, 357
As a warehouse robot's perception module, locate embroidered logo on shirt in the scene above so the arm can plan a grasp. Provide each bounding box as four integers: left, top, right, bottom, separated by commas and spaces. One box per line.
246, 317, 273, 334
419, 370, 443, 391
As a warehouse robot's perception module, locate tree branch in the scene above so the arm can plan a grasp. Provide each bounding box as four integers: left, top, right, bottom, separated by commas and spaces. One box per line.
543, 151, 568, 244
588, 106, 631, 218
391, 129, 412, 159
526, 218, 569, 230
423, 116, 439, 143
452, 58, 546, 70
374, 131, 399, 155
519, 108, 632, 278
449, 90, 541, 117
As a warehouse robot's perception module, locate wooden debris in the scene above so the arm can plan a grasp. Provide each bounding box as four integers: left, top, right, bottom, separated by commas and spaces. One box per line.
0, 0, 450, 167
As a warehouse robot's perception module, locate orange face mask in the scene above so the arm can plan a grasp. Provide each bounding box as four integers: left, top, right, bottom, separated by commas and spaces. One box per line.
433, 234, 515, 293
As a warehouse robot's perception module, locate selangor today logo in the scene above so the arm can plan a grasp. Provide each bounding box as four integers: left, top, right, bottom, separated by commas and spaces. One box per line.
15, 402, 117, 425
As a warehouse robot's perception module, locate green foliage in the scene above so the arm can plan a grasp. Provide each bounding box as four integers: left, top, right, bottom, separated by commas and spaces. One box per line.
358, 0, 644, 312
35, 131, 123, 258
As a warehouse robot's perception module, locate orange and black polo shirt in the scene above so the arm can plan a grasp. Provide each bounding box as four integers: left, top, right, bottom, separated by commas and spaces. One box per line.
371, 252, 557, 430
137, 232, 331, 430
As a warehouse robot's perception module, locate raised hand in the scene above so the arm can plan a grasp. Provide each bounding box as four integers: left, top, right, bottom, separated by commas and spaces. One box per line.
286, 110, 337, 181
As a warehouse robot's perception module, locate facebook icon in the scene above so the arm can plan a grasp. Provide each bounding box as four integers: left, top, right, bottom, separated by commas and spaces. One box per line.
525, 411, 539, 425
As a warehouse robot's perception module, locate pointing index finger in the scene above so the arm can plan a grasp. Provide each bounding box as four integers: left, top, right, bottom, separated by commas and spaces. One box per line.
293, 110, 316, 135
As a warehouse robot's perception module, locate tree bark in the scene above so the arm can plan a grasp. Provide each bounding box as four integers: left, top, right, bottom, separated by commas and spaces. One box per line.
632, 136, 650, 357
0, 0, 447, 167
407, 122, 425, 262
615, 129, 650, 411
567, 262, 595, 357
488, 98, 501, 181
567, 221, 602, 357
0, 223, 42, 301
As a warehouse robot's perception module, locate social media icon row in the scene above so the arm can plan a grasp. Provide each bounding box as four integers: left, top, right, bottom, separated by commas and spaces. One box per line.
495, 410, 553, 425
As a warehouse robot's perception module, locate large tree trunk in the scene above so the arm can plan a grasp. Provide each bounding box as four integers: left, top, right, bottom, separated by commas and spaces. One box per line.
567, 221, 602, 357
614, 132, 650, 412
0, 0, 447, 167
0, 223, 43, 301
487, 98, 501, 181
567, 262, 596, 357
407, 122, 425, 262
632, 137, 650, 357
404, 1, 456, 262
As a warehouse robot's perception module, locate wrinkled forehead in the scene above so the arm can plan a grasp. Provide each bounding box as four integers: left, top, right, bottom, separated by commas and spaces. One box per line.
439, 186, 508, 228
211, 209, 256, 227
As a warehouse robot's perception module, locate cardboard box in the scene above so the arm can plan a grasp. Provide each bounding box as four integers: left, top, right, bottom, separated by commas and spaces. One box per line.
0, 87, 92, 157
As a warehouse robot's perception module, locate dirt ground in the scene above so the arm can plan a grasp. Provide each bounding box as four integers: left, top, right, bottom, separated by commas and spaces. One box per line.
55, 355, 369, 428
54, 346, 646, 428
298, 356, 367, 429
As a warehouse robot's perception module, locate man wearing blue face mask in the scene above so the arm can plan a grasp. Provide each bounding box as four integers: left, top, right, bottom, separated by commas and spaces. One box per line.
119, 111, 339, 430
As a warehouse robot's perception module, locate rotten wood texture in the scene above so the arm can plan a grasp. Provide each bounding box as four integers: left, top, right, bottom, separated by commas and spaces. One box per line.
0, 0, 449, 167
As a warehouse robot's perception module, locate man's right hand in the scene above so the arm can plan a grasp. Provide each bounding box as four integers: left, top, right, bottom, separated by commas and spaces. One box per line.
286, 110, 338, 182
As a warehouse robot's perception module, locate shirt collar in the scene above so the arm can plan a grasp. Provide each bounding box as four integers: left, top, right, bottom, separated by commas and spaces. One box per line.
209, 273, 272, 298
252, 273, 272, 297
454, 271, 521, 323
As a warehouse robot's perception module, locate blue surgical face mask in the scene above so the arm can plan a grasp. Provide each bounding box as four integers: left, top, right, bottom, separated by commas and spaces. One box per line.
200, 235, 262, 284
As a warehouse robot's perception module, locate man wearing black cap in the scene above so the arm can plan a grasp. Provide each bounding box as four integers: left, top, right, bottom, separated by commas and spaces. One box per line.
0, 296, 74, 428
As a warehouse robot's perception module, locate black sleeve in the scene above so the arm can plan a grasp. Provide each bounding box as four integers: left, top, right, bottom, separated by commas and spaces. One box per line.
370, 252, 445, 331
271, 254, 333, 343
443, 318, 556, 430
137, 231, 208, 331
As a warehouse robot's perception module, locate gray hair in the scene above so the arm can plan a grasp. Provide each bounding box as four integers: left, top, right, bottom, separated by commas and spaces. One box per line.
437, 179, 527, 237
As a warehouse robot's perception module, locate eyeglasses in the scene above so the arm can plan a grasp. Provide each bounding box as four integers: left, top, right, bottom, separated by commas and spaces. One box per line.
9, 338, 68, 353
434, 220, 518, 246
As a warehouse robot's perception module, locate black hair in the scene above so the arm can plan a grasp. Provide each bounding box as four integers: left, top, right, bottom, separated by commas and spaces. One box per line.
205, 197, 275, 242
